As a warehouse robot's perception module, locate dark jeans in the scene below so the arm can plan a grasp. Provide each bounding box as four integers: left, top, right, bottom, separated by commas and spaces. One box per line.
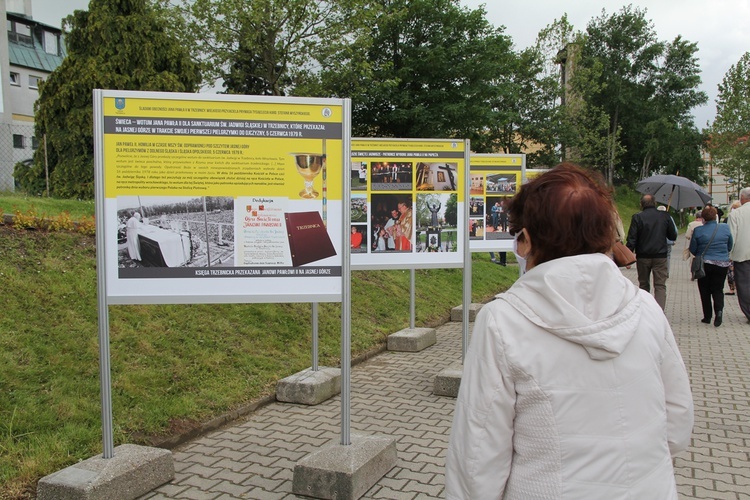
697, 263, 728, 320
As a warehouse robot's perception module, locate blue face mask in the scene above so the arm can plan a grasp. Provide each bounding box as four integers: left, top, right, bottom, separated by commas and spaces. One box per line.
512, 230, 527, 273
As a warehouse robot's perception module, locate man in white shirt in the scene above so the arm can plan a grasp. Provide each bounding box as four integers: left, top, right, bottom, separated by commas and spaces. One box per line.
383, 209, 398, 250
727, 187, 750, 322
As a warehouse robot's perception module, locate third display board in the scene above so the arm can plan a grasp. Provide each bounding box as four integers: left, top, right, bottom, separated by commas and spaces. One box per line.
468, 153, 525, 252
350, 138, 468, 270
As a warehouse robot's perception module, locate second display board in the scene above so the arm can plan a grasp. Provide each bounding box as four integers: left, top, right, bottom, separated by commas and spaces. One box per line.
350, 138, 468, 270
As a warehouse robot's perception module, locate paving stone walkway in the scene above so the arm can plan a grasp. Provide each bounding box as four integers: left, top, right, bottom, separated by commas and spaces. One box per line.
141, 255, 750, 499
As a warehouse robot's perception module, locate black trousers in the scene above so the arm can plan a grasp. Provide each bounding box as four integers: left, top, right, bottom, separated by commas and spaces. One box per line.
733, 260, 750, 321
697, 263, 728, 319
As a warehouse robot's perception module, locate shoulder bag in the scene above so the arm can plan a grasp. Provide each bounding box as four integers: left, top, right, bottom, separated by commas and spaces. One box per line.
612, 241, 636, 267
691, 224, 719, 281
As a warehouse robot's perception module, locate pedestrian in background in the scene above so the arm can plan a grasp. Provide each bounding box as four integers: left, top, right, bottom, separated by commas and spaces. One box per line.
725, 200, 742, 295
489, 251, 506, 266
658, 205, 679, 268
727, 187, 750, 323
689, 206, 733, 327
627, 194, 678, 310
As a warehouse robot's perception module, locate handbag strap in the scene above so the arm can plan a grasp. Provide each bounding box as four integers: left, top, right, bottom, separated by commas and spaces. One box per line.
699, 223, 720, 258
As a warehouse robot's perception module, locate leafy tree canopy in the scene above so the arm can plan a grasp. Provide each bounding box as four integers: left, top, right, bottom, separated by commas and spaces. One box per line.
179, 0, 365, 96
17, 0, 201, 199
304, 0, 516, 142
710, 51, 750, 196
567, 6, 707, 185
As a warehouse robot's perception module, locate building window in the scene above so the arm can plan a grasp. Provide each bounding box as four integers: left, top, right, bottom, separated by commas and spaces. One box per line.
29, 75, 42, 89
10, 72, 20, 86
43, 31, 59, 55
32, 136, 39, 150
8, 20, 33, 46
13, 134, 25, 149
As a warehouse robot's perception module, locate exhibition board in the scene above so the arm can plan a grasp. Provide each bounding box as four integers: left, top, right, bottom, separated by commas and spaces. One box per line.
350, 138, 469, 270
468, 153, 526, 252
95, 90, 350, 304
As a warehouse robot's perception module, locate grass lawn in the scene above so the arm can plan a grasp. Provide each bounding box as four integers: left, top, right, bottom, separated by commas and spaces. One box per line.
0, 192, 95, 221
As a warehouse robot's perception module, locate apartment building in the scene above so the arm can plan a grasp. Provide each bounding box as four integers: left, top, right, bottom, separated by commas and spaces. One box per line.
0, 0, 66, 191
702, 148, 735, 207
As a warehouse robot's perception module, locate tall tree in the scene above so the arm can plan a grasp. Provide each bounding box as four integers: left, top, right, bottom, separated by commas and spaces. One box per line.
306, 0, 515, 141
179, 0, 362, 96
567, 6, 706, 184
17, 0, 201, 199
475, 46, 562, 166
710, 51, 750, 197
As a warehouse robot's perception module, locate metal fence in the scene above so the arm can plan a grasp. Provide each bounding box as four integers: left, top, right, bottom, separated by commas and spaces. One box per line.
0, 123, 37, 192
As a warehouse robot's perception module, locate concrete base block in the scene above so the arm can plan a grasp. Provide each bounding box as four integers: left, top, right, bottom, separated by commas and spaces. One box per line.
36, 444, 174, 500
292, 432, 398, 500
433, 362, 463, 398
276, 367, 341, 405
387, 327, 436, 352
451, 303, 484, 322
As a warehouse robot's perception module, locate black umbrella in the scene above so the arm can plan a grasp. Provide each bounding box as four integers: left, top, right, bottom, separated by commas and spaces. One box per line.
635, 174, 712, 210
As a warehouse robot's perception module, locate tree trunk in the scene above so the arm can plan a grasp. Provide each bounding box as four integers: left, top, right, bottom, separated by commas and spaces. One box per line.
606, 108, 619, 186
640, 154, 652, 180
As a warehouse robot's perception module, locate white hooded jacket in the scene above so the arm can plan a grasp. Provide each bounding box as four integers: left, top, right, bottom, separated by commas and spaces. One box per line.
445, 253, 694, 500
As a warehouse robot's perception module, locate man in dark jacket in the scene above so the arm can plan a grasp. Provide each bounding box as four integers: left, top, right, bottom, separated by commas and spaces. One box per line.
627, 194, 678, 310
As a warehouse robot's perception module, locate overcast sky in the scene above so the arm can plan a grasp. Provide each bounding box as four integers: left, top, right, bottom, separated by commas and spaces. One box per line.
29, 0, 750, 130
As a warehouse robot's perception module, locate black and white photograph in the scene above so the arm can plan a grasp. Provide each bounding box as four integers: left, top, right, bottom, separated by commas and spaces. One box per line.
117, 196, 235, 268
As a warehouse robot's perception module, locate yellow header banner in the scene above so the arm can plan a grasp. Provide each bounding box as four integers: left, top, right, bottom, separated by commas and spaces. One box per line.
104, 97, 344, 199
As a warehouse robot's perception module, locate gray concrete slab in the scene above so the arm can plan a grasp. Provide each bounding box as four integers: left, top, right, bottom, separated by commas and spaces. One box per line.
450, 302, 483, 322
37, 444, 173, 500
292, 432, 397, 499
139, 253, 750, 499
276, 367, 341, 406
387, 327, 436, 352
433, 361, 462, 398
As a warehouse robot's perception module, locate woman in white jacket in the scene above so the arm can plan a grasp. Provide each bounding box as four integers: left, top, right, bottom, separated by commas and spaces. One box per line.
445, 163, 694, 500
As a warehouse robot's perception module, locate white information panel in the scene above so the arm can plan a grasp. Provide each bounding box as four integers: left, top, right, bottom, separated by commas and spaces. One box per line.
350, 138, 468, 270
94, 90, 350, 304
468, 153, 525, 252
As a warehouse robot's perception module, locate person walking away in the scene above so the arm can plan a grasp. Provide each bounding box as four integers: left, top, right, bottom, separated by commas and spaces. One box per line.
627, 194, 678, 310
683, 210, 704, 261
725, 200, 741, 295
658, 205, 678, 268
727, 187, 750, 322
446, 163, 693, 499
689, 206, 733, 326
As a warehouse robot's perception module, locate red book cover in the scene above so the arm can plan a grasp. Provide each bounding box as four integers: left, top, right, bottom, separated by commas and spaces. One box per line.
284, 211, 337, 267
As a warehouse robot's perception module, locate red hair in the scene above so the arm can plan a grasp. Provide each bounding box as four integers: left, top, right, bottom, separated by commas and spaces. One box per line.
507, 163, 616, 266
